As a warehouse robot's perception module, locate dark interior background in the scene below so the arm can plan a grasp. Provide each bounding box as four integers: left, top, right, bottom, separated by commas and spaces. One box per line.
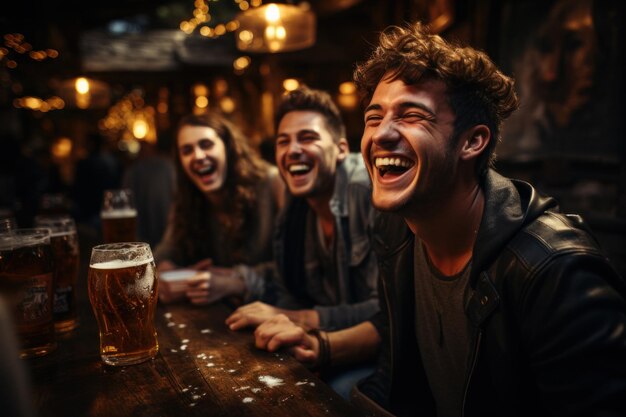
1, 0, 624, 275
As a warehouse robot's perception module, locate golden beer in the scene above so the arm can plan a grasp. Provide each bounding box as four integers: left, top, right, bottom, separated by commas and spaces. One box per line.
101, 189, 137, 243
88, 242, 158, 366
35, 216, 80, 332
101, 209, 137, 243
0, 229, 56, 358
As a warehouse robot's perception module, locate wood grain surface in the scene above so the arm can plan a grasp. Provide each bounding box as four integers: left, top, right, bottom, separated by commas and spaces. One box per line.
27, 296, 360, 417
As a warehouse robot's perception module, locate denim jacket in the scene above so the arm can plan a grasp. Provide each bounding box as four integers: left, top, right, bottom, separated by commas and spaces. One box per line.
273, 153, 379, 330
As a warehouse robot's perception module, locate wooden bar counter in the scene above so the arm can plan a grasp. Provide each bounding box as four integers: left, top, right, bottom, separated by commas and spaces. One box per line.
26, 300, 361, 417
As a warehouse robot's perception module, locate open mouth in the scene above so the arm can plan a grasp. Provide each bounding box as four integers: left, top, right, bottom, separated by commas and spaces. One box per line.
194, 161, 217, 180
374, 157, 413, 178
287, 163, 312, 177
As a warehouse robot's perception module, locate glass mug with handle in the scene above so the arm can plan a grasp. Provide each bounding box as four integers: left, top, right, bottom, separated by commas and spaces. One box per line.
35, 215, 80, 332
0, 228, 56, 358
100, 189, 137, 243
88, 242, 159, 366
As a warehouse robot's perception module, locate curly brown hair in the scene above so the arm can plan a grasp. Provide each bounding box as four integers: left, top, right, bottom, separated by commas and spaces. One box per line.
171, 112, 269, 264
354, 21, 519, 178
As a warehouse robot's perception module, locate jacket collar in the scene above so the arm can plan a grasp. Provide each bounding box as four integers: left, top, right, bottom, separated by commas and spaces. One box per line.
330, 153, 365, 217
470, 169, 558, 286
282, 153, 365, 219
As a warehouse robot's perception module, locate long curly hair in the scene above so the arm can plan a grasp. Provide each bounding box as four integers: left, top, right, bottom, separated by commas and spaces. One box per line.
354, 21, 520, 178
171, 112, 269, 264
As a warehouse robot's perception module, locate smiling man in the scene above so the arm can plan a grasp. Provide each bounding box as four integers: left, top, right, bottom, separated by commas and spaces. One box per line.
226, 86, 379, 334
250, 22, 626, 417
226, 86, 380, 399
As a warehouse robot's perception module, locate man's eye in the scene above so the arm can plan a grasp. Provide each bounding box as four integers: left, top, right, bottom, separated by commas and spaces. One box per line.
301, 135, 317, 142
402, 113, 428, 122
276, 138, 289, 147
364, 115, 382, 125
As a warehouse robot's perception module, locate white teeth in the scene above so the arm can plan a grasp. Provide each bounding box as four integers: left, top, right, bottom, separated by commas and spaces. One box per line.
288, 164, 310, 173
197, 164, 214, 175
374, 157, 411, 168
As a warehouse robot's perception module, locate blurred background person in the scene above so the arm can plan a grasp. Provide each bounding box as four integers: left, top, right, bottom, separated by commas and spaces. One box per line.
499, 0, 601, 158
0, 133, 48, 228
72, 132, 122, 231
155, 112, 284, 305
122, 131, 176, 248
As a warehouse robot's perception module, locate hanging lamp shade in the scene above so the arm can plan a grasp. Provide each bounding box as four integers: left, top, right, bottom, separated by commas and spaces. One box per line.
235, 3, 316, 53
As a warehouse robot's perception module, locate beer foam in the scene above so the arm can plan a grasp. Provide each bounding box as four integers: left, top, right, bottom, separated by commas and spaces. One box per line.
49, 230, 76, 238
90, 258, 154, 269
100, 209, 138, 219
0, 231, 50, 250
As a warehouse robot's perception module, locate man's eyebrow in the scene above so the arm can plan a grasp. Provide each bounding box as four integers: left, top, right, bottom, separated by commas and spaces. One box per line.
297, 129, 320, 136
398, 101, 436, 118
276, 129, 319, 139
364, 101, 436, 118
364, 103, 382, 113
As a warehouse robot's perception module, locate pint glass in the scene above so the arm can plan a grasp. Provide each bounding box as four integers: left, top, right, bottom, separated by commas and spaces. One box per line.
0, 229, 56, 358
88, 242, 158, 366
35, 216, 80, 332
101, 189, 137, 243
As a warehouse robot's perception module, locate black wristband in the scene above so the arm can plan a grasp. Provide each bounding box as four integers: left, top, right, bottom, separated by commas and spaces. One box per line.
308, 328, 331, 370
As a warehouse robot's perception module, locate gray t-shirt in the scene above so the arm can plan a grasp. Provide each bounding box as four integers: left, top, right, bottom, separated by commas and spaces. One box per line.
298, 210, 341, 309
414, 242, 472, 417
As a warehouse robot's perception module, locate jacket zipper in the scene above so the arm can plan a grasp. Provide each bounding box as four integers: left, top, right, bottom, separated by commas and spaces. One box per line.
461, 329, 482, 417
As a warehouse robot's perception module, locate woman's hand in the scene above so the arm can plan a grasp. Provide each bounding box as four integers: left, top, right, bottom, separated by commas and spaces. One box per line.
190, 258, 213, 271
157, 259, 177, 273
185, 267, 246, 305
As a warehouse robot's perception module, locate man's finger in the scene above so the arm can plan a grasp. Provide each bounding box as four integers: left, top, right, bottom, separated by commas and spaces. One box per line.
228, 317, 249, 331
289, 346, 316, 363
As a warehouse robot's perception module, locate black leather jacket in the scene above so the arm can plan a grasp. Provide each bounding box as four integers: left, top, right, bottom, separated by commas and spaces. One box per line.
356, 170, 626, 417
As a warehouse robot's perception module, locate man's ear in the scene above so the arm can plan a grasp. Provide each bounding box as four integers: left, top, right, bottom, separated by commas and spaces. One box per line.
459, 125, 490, 161
337, 138, 350, 162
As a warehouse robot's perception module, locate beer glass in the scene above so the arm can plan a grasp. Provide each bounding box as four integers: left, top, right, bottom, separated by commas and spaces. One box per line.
0, 228, 56, 358
88, 242, 159, 366
35, 215, 80, 332
100, 189, 137, 243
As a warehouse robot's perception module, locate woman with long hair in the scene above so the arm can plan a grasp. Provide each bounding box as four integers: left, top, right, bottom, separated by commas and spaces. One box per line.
155, 112, 284, 305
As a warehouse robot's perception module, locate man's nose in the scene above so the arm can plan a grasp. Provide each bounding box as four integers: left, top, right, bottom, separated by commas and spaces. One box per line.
371, 116, 400, 145
287, 140, 303, 155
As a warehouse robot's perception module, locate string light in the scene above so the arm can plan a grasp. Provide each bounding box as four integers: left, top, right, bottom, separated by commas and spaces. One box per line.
179, 0, 257, 39
13, 96, 65, 112
1, 33, 59, 67
99, 90, 156, 147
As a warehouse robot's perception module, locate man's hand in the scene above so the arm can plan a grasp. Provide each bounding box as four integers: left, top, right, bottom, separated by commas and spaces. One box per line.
186, 267, 246, 305
254, 314, 319, 364
225, 301, 287, 330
